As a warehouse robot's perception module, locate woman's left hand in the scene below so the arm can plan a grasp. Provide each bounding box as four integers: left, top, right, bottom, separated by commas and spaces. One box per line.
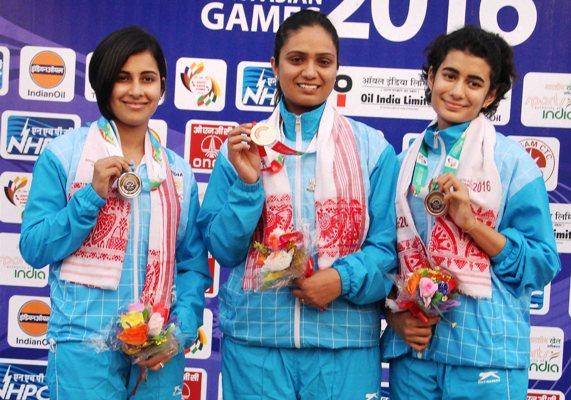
435, 173, 478, 232
292, 268, 342, 310
136, 339, 179, 372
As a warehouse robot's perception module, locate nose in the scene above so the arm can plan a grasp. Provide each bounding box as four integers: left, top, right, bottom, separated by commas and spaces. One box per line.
449, 80, 465, 99
128, 80, 143, 97
301, 61, 318, 79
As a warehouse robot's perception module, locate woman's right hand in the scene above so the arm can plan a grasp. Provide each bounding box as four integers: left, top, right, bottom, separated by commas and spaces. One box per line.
91, 156, 131, 199
385, 309, 439, 352
227, 123, 261, 184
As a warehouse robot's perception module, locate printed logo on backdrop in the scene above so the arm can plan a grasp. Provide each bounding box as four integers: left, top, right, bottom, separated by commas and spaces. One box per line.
0, 363, 49, 400
0, 46, 9, 96
185, 119, 234, 173
530, 283, 551, 315
185, 309, 213, 360
0, 110, 80, 161
175, 58, 226, 111
205, 255, 220, 298
19, 46, 75, 102
0, 172, 32, 223
8, 296, 50, 350
0, 233, 47, 288
550, 203, 571, 254
527, 389, 565, 400
235, 61, 277, 111
529, 326, 563, 381
327, 66, 433, 119
182, 368, 207, 400
521, 72, 571, 128
510, 136, 559, 191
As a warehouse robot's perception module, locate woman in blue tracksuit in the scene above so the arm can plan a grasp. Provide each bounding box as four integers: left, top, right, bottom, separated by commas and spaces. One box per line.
198, 10, 398, 400
19, 27, 211, 399
381, 26, 560, 399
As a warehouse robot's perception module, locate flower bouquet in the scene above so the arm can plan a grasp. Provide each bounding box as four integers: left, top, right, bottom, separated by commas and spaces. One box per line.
254, 228, 314, 291
114, 302, 179, 364
386, 267, 460, 327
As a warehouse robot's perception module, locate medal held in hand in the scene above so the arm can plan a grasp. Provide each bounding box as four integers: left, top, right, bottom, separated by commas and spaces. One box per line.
424, 185, 448, 217
250, 123, 278, 147
250, 122, 306, 174
118, 162, 141, 198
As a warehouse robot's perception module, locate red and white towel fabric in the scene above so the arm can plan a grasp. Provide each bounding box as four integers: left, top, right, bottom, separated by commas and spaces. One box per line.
242, 102, 369, 290
396, 115, 501, 298
60, 117, 180, 310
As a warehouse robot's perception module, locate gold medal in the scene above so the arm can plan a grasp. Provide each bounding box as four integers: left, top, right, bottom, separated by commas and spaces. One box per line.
250, 123, 278, 147
424, 190, 447, 217
118, 171, 142, 198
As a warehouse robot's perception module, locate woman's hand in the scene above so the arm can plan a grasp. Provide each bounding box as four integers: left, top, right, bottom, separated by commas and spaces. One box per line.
91, 156, 131, 199
385, 309, 439, 352
136, 337, 179, 372
292, 268, 342, 310
227, 123, 261, 184
435, 173, 478, 232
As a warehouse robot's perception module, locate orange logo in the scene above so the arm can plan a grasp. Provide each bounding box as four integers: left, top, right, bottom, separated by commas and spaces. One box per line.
18, 299, 50, 336
29, 51, 65, 88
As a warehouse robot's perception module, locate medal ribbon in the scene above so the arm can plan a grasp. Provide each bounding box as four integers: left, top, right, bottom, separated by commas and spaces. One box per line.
410, 129, 468, 196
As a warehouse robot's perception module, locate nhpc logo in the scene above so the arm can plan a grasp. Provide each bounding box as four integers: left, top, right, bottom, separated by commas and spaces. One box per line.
235, 62, 276, 111
0, 110, 80, 161
29, 51, 65, 89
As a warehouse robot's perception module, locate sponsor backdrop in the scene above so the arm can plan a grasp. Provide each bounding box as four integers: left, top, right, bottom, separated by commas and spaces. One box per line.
0, 1, 569, 399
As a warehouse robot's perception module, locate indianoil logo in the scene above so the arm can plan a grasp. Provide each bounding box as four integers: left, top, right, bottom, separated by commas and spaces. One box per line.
17, 299, 50, 336
29, 51, 65, 89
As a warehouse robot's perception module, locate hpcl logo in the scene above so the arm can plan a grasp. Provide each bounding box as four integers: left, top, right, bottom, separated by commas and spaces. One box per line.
29, 51, 65, 89
334, 74, 352, 108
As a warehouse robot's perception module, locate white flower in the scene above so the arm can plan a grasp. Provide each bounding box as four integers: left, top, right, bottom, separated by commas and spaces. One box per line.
262, 249, 294, 272
147, 312, 165, 337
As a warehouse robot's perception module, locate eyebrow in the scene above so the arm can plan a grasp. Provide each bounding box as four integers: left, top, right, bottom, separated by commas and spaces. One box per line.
442, 66, 486, 83
285, 50, 336, 57
118, 70, 158, 75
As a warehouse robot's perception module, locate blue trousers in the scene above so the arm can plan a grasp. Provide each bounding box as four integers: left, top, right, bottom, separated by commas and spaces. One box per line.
46, 341, 185, 400
221, 337, 381, 400
389, 354, 528, 400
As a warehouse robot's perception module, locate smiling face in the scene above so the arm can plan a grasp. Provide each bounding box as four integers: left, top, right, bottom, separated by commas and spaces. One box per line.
109, 50, 163, 132
428, 50, 497, 130
271, 24, 338, 115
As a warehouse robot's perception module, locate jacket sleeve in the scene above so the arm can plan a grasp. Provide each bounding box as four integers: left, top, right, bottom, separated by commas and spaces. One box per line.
170, 178, 212, 348
197, 149, 265, 268
19, 149, 106, 268
332, 145, 399, 304
491, 175, 560, 295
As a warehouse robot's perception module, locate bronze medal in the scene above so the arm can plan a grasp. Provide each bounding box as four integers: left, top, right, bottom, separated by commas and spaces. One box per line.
118, 171, 142, 198
424, 190, 447, 216
250, 123, 278, 146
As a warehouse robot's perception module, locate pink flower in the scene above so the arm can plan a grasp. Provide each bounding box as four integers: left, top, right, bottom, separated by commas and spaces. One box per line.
128, 302, 145, 312
419, 277, 438, 307
147, 312, 165, 337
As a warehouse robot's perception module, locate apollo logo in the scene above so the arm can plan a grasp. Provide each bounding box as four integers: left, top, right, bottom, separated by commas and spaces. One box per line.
18, 299, 50, 337
478, 371, 500, 384
29, 51, 65, 89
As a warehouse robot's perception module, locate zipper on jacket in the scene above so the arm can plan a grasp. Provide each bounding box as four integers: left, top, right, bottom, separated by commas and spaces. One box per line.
426, 134, 446, 253
294, 115, 302, 349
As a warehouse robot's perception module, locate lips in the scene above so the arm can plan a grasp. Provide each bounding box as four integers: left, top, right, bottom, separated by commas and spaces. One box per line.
297, 83, 319, 91
443, 100, 465, 111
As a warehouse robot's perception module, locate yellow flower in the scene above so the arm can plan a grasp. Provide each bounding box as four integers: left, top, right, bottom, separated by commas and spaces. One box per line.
120, 311, 146, 329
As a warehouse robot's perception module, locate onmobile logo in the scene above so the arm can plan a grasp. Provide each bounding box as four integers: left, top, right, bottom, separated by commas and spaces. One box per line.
0, 110, 80, 161
235, 62, 276, 111
478, 371, 500, 384
29, 51, 65, 89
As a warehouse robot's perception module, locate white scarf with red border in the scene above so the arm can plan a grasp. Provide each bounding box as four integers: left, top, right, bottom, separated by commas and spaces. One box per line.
242, 101, 369, 290
396, 115, 501, 298
60, 117, 180, 311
